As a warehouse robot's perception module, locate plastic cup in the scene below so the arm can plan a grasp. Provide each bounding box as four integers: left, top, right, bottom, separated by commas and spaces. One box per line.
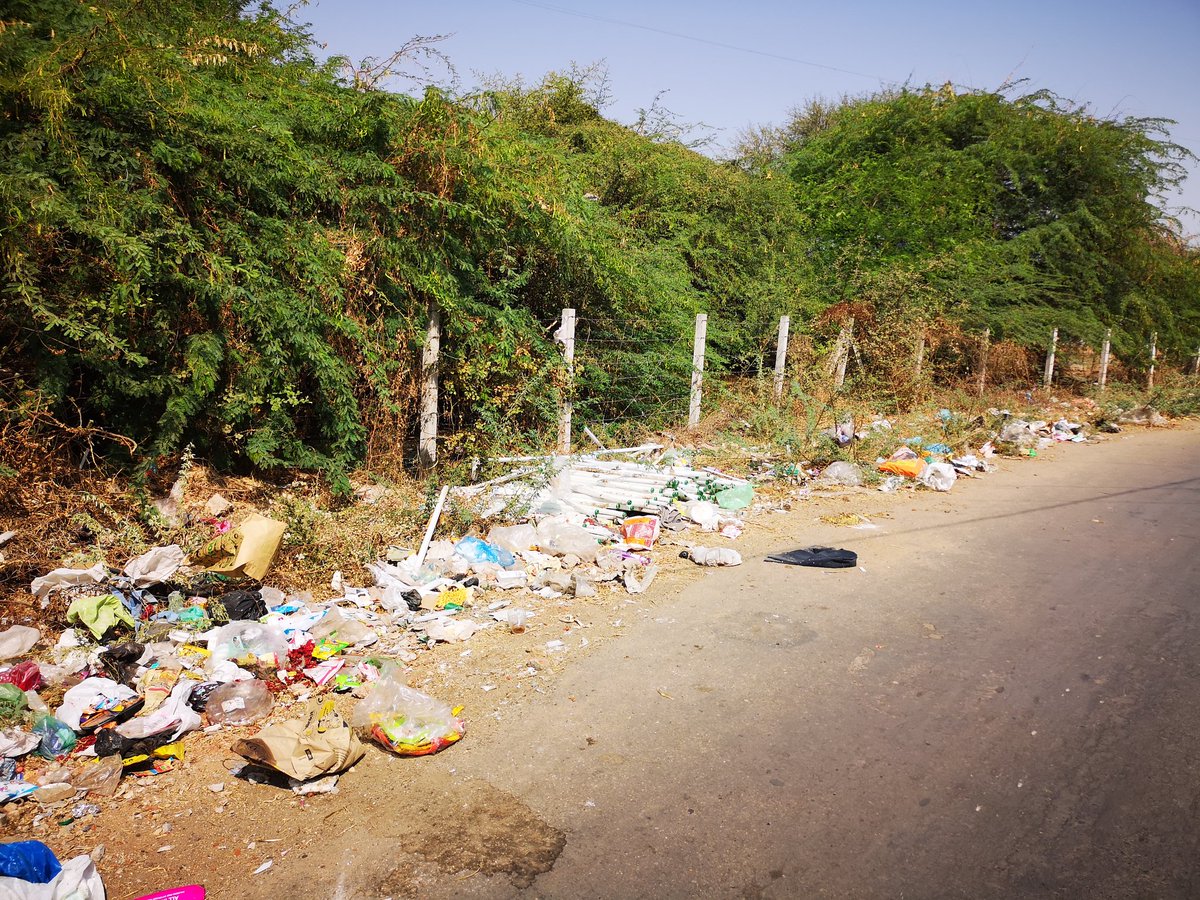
508, 609, 530, 634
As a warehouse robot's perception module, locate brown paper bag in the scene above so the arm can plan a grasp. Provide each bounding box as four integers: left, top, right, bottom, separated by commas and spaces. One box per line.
231, 699, 365, 782
192, 512, 286, 581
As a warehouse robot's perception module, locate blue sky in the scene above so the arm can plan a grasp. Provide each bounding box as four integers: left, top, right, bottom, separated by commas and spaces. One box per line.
293, 0, 1200, 235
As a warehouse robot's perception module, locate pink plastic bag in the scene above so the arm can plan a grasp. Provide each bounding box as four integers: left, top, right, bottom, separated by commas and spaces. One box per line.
133, 887, 207, 900
0, 661, 41, 691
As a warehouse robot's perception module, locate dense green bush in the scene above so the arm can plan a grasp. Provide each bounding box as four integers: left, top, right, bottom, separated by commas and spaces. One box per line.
2, 4, 1196, 483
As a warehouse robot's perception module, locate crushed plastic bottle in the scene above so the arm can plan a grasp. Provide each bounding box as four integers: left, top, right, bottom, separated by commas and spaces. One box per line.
204, 679, 273, 727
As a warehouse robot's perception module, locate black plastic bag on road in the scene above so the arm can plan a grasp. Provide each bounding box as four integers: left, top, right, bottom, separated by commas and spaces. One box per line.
766, 547, 858, 568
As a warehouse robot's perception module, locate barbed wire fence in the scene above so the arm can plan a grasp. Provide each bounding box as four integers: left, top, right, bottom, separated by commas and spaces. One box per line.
422, 304, 1200, 469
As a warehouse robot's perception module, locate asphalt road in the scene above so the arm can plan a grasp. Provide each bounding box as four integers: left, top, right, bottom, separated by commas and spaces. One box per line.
404, 427, 1200, 899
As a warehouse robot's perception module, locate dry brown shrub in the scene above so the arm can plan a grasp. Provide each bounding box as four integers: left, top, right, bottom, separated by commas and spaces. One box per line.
986, 340, 1036, 384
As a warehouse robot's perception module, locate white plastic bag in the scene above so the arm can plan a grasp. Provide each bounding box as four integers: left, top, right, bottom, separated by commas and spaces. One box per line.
918, 462, 957, 492
536, 518, 600, 561
0, 626, 40, 661
681, 501, 720, 531
116, 680, 200, 741
0, 854, 106, 899
486, 524, 537, 554
29, 564, 107, 602
55, 678, 137, 731
207, 620, 288, 667
816, 461, 863, 487
682, 547, 742, 567
122, 544, 185, 587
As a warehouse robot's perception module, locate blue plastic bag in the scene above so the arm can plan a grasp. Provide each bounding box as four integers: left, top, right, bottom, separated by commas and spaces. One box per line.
33, 714, 77, 760
0, 841, 61, 884
453, 536, 515, 568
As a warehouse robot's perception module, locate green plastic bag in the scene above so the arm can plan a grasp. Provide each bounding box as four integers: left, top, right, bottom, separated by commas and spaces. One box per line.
0, 683, 28, 721
715, 483, 754, 510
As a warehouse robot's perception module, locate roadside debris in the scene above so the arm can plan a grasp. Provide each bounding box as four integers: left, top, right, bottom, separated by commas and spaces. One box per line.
0, 400, 1139, 889
767, 547, 858, 568
232, 699, 364, 780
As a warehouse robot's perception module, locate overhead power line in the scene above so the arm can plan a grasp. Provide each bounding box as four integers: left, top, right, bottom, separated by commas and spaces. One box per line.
508, 0, 888, 83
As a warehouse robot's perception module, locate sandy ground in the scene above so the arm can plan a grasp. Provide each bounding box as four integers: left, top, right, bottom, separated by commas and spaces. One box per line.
9, 420, 1199, 899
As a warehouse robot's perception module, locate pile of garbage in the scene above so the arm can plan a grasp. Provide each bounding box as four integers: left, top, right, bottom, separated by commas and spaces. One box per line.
0, 446, 762, 848
805, 405, 1113, 495
0, 399, 1163, 888
459, 445, 754, 524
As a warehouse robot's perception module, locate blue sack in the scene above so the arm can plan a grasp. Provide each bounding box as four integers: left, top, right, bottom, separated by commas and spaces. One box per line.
0, 841, 62, 884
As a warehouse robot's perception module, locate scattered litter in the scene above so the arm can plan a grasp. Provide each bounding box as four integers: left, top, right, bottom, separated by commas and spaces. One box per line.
877, 458, 924, 479
620, 515, 661, 549
0, 401, 1117, 869
0, 626, 41, 662
192, 513, 286, 581
205, 680, 273, 727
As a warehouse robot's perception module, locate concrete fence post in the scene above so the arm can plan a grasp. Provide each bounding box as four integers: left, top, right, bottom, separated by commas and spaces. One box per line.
688, 313, 707, 430
1043, 327, 1058, 389
418, 303, 441, 470
977, 327, 990, 396
773, 315, 790, 402
833, 317, 854, 388
556, 308, 576, 454
1098, 328, 1111, 390
1147, 331, 1157, 391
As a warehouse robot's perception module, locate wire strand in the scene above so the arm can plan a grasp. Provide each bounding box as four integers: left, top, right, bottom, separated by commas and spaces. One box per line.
508, 0, 889, 83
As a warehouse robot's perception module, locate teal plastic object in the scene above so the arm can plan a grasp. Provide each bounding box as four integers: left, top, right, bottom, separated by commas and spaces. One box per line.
33, 714, 77, 760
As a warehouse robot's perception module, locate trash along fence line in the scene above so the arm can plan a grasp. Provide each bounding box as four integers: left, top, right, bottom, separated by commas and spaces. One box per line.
539, 311, 1181, 464
1, 394, 1177, 896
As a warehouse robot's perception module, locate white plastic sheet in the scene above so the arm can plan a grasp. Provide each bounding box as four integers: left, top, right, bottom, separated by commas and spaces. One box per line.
30, 565, 107, 602
0, 855, 106, 900
0, 626, 40, 661
122, 545, 185, 588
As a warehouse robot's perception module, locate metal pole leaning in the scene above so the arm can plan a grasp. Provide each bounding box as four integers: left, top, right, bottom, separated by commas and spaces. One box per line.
557, 308, 576, 454
1043, 327, 1058, 389
688, 313, 707, 431
773, 315, 790, 402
